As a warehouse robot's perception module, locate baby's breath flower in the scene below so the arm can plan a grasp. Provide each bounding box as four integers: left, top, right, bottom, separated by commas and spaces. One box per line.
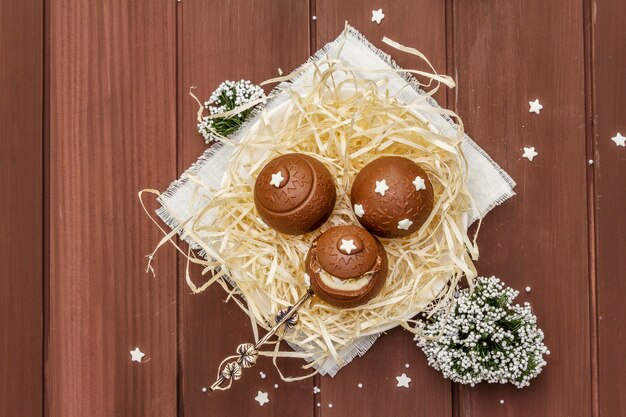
415, 276, 548, 388
197, 80, 265, 144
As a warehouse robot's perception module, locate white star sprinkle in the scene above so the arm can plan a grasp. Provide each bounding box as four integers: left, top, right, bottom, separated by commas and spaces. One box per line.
611, 132, 625, 147
375, 179, 389, 196
255, 391, 269, 406
522, 147, 538, 161
357, 383, 363, 388
371, 9, 385, 24
396, 373, 411, 388
314, 386, 321, 394
397, 219, 413, 230
339, 239, 357, 254
529, 99, 543, 114
274, 384, 279, 388
269, 171, 285, 187
130, 347, 145, 363
354, 203, 365, 218
413, 176, 426, 191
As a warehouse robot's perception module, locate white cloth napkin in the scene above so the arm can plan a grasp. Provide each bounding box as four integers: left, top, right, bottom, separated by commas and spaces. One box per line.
157, 27, 515, 376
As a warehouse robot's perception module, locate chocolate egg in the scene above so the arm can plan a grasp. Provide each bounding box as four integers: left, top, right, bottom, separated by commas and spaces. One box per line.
305, 225, 388, 308
254, 153, 336, 235
350, 156, 434, 238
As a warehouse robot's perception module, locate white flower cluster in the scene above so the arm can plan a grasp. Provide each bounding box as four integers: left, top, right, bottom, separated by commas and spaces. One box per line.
197, 80, 265, 143
415, 276, 548, 388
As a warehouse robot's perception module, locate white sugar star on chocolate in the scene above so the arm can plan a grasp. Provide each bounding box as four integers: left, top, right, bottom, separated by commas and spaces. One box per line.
269, 171, 285, 187
130, 347, 145, 363
522, 147, 538, 161
339, 239, 358, 254
529, 99, 543, 114
371, 9, 385, 24
375, 179, 389, 196
255, 390, 269, 406
351, 157, 434, 238
413, 176, 426, 191
397, 219, 413, 230
396, 373, 411, 388
611, 132, 625, 147
354, 203, 365, 218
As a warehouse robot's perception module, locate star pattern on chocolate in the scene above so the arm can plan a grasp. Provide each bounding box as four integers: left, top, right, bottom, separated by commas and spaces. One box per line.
339, 239, 357, 254
375, 179, 389, 196
270, 160, 311, 205
269, 171, 284, 187
413, 176, 426, 191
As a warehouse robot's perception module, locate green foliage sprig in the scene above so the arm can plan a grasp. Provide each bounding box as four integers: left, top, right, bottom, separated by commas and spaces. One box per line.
197, 80, 265, 143
415, 276, 548, 388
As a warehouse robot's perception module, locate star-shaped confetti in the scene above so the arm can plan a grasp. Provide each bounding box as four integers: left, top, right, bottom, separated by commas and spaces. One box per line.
397, 218, 413, 230
396, 373, 411, 388
314, 386, 321, 394
130, 347, 145, 363
375, 179, 389, 196
611, 132, 625, 147
413, 176, 426, 191
270, 171, 285, 187
529, 99, 543, 114
522, 146, 538, 161
255, 390, 269, 406
371, 9, 385, 24
339, 239, 358, 254
354, 203, 365, 218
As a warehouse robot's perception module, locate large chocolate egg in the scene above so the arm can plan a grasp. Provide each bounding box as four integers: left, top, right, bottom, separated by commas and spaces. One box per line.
305, 225, 388, 308
350, 156, 434, 238
254, 153, 336, 235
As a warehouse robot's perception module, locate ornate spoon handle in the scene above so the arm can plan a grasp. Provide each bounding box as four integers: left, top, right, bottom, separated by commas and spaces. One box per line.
210, 289, 314, 391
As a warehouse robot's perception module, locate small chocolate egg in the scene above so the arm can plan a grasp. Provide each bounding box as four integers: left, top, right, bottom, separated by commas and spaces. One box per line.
254, 153, 336, 235
305, 225, 388, 308
350, 156, 434, 238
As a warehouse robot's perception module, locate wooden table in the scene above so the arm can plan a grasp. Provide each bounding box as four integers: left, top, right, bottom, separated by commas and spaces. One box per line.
2, 0, 625, 416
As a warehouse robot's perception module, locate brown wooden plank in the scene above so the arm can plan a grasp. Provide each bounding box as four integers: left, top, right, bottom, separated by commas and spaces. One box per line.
592, 0, 626, 414
314, 2, 452, 416
177, 1, 313, 416
0, 0, 43, 415
47, 1, 178, 416
453, 1, 591, 416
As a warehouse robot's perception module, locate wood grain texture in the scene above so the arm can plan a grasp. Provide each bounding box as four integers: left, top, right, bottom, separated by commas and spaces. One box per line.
177, 1, 313, 416
314, 2, 452, 416
47, 1, 177, 416
0, 0, 43, 416
592, 0, 626, 414
453, 1, 591, 416
3, 0, 624, 415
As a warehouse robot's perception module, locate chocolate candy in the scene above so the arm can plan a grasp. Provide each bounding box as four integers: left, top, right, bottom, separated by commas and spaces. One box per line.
254, 153, 336, 235
305, 225, 388, 308
350, 156, 434, 238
